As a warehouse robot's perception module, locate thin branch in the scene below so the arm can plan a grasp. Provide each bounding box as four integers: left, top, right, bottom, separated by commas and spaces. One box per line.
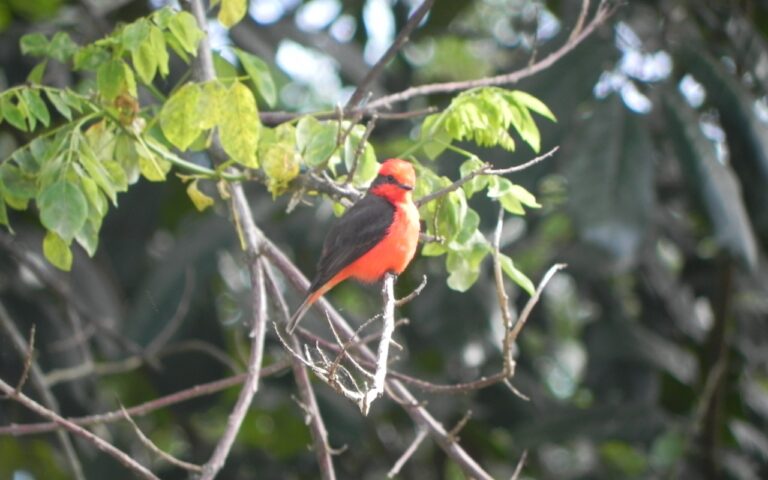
510, 449, 529, 480
509, 263, 567, 342
362, 273, 398, 415
344, 115, 377, 185
14, 324, 36, 394
569, 0, 591, 42
447, 410, 473, 443
344, 0, 435, 110
387, 428, 428, 478
0, 360, 291, 437
199, 259, 268, 480
0, 302, 85, 480
415, 146, 559, 207
493, 208, 515, 376
395, 275, 428, 306
0, 378, 159, 480
120, 405, 203, 473
367, 2, 615, 110
263, 263, 337, 480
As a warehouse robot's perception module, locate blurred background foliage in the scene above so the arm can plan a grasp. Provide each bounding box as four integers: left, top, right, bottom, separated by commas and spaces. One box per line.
1, 0, 768, 479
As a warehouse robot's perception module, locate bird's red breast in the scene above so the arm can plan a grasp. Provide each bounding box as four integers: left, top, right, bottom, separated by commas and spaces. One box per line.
287, 159, 420, 332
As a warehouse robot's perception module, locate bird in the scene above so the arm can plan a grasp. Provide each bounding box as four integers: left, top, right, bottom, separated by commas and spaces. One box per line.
287, 158, 421, 333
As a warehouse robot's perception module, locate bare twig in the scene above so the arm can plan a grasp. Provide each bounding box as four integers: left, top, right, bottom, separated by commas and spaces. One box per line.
387, 428, 428, 478
120, 405, 203, 473
0, 302, 85, 480
395, 275, 428, 306
345, 0, 435, 110
14, 324, 36, 394
415, 146, 559, 207
0, 378, 158, 479
493, 208, 516, 376
367, 2, 615, 109
447, 410, 473, 443
569, 0, 591, 42
263, 263, 337, 480
199, 259, 268, 480
509, 263, 567, 342
344, 115, 378, 185
362, 273, 398, 415
510, 449, 529, 480
0, 360, 291, 437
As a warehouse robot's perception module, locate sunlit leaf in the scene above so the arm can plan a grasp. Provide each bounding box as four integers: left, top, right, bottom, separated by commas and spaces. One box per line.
218, 0, 247, 28
168, 11, 203, 55
219, 81, 261, 167
43, 231, 72, 271
499, 254, 535, 296
186, 179, 215, 211
233, 48, 277, 107
97, 59, 136, 102
160, 83, 202, 151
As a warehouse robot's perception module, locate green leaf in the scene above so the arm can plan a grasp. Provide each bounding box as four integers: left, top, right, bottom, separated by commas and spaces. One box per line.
74, 45, 110, 71
509, 90, 556, 121
169, 11, 203, 55
149, 26, 170, 77
97, 59, 136, 102
43, 231, 73, 271
187, 179, 215, 211
22, 89, 50, 128
75, 216, 101, 257
38, 180, 88, 242
509, 184, 540, 208
48, 32, 77, 62
296, 116, 337, 168
488, 177, 524, 215
114, 134, 141, 184
45, 89, 72, 120
0, 198, 8, 229
599, 441, 647, 477
213, 52, 239, 85
27, 60, 47, 84
459, 156, 487, 198
436, 190, 467, 242
121, 19, 150, 52
160, 83, 202, 151
219, 81, 261, 167
0, 164, 37, 202
80, 176, 107, 217
421, 242, 446, 256
233, 48, 277, 108
198, 81, 224, 130
139, 153, 170, 182
133, 37, 158, 85
499, 254, 535, 295
79, 140, 118, 204
20, 33, 49, 56
343, 124, 379, 186
1, 95, 28, 131
218, 0, 247, 28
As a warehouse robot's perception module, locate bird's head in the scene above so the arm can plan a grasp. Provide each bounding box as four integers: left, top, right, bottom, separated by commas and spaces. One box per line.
369, 159, 416, 203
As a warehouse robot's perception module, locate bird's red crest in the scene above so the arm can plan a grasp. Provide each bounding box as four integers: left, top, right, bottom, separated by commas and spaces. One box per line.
379, 159, 416, 189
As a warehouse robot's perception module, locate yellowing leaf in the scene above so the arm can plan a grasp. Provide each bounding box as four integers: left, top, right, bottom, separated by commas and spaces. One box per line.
186, 179, 214, 211
160, 83, 202, 151
139, 151, 171, 182
198, 81, 225, 130
218, 0, 247, 28
168, 11, 204, 55
219, 81, 260, 168
43, 231, 73, 271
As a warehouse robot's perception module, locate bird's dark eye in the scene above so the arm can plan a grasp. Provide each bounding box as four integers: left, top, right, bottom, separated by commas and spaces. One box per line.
386, 175, 396, 183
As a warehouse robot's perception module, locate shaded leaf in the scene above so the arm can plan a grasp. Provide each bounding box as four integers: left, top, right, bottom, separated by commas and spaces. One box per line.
233, 48, 277, 107
97, 59, 136, 102
38, 180, 88, 242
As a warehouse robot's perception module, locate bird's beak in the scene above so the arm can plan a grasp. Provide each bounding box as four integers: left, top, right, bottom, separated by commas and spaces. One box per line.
398, 183, 413, 191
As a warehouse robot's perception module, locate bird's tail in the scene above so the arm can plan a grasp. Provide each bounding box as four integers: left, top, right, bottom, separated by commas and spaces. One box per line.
287, 291, 320, 333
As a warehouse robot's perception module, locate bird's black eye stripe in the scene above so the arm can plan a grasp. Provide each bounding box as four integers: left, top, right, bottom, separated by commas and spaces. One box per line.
386, 175, 396, 183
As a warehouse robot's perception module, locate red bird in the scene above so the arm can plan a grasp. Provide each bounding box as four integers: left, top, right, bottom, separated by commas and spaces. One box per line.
287, 159, 420, 333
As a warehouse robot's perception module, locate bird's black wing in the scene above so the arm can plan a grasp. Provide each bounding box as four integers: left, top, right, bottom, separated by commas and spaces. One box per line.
309, 194, 395, 292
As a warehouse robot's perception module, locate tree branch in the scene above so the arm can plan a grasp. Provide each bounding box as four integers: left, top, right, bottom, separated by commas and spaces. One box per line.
0, 377, 158, 480
366, 1, 615, 110
344, 0, 434, 110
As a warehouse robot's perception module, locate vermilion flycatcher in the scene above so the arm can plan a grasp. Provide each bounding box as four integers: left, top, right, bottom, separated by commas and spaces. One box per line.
287, 159, 420, 332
